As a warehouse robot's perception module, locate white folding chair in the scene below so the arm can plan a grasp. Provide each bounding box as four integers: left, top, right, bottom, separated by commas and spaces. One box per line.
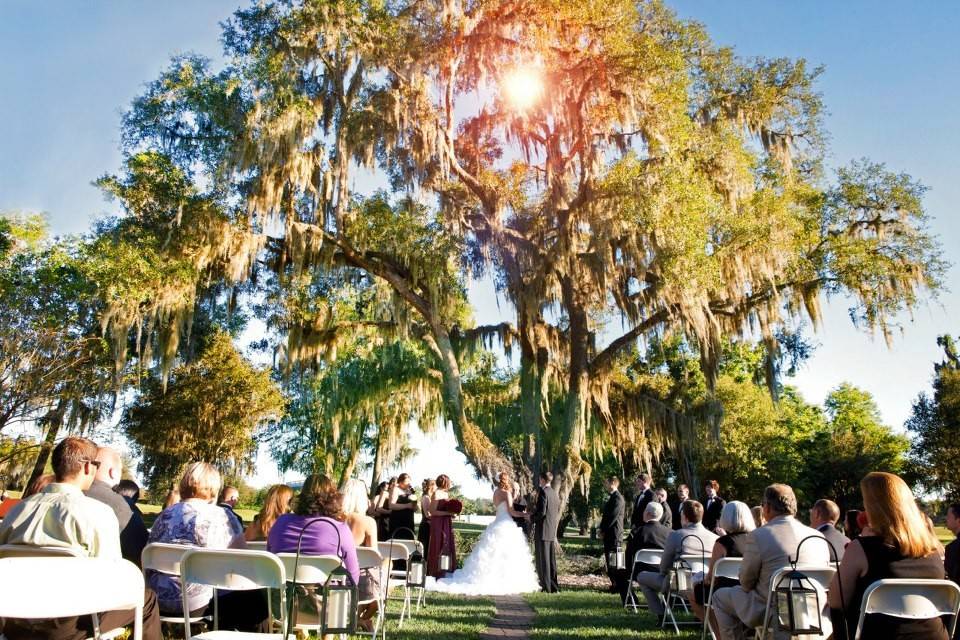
757, 565, 835, 640
0, 543, 81, 558
356, 546, 388, 640
662, 553, 709, 633
0, 557, 144, 640
141, 543, 207, 626
383, 538, 422, 625
246, 541, 268, 552
179, 548, 289, 640
378, 540, 414, 622
855, 578, 960, 640
272, 553, 342, 632
625, 549, 664, 612
700, 557, 743, 640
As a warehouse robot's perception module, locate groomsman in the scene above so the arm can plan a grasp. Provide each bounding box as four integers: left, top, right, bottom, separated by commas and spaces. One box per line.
599, 476, 626, 591
654, 487, 672, 529
702, 479, 725, 532
631, 473, 655, 531
532, 471, 561, 593
669, 484, 689, 530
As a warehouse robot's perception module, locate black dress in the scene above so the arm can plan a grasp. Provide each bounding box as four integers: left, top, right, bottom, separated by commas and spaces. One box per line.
389, 493, 416, 540
694, 531, 748, 605
842, 536, 948, 640
418, 510, 431, 554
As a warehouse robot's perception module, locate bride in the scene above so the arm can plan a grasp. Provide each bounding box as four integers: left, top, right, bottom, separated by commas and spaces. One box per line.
426, 472, 541, 595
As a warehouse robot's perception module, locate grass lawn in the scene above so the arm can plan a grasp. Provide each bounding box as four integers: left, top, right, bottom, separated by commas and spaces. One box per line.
525, 587, 698, 639
381, 591, 496, 640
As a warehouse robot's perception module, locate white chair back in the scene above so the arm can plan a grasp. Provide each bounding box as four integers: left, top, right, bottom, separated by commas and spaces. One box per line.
673, 554, 708, 591
356, 546, 385, 570
246, 540, 268, 552
711, 556, 743, 581
179, 548, 287, 639
856, 579, 960, 640
276, 552, 342, 584
0, 557, 144, 640
0, 544, 81, 558
141, 542, 193, 574
387, 538, 419, 556
378, 540, 409, 562
633, 549, 664, 567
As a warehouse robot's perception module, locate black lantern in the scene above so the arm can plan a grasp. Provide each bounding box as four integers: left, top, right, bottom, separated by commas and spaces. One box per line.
774, 567, 823, 635
320, 563, 359, 635
607, 544, 626, 570
407, 546, 426, 588
285, 517, 358, 637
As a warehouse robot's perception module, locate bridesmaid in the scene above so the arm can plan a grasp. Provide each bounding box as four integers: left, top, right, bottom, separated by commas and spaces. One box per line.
418, 478, 436, 554
427, 474, 457, 578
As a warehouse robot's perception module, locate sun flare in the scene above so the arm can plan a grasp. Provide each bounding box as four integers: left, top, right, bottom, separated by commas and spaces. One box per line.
502, 68, 544, 111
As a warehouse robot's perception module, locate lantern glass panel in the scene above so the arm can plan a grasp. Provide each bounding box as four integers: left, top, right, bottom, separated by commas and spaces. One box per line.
775, 573, 822, 635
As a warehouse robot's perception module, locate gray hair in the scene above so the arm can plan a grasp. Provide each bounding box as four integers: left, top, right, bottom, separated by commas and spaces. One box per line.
719, 500, 756, 534
644, 502, 664, 521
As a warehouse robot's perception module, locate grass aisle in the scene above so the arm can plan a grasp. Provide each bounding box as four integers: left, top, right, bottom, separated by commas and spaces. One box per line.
382, 591, 496, 640
524, 588, 698, 640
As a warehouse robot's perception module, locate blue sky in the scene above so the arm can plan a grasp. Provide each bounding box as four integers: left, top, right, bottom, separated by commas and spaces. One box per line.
2, 2, 957, 497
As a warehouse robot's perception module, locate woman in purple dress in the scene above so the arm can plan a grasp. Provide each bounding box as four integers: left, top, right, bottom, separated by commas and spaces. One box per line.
427, 474, 457, 578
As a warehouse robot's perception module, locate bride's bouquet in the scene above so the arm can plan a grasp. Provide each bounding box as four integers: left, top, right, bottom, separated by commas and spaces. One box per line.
437, 498, 464, 515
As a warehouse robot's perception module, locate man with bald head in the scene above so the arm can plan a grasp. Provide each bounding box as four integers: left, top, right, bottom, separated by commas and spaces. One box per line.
85, 445, 149, 566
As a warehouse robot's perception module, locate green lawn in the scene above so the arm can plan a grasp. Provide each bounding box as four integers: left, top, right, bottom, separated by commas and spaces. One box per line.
381, 591, 496, 640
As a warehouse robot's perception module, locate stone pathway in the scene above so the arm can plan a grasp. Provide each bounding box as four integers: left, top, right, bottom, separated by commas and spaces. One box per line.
480, 594, 536, 639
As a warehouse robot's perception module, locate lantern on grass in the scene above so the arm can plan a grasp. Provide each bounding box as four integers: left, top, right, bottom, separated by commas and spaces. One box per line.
607, 544, 626, 571
439, 552, 452, 572
321, 564, 359, 635
407, 546, 426, 588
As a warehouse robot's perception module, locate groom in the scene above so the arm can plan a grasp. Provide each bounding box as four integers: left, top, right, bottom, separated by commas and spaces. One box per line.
532, 470, 560, 593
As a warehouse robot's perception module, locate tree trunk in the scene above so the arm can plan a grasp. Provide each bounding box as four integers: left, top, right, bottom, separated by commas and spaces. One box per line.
27, 401, 66, 488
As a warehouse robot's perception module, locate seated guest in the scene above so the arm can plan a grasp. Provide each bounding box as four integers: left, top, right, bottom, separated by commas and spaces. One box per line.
0, 436, 161, 640
945, 503, 960, 585
703, 480, 725, 532
268, 474, 360, 627
844, 509, 863, 540
162, 485, 180, 509
634, 500, 718, 622
810, 498, 850, 562
627, 502, 672, 574
147, 462, 267, 631
712, 484, 829, 640
655, 488, 673, 529
342, 478, 386, 630
829, 472, 948, 640
114, 479, 142, 509
244, 484, 294, 541
84, 446, 149, 566
750, 505, 764, 528
690, 501, 755, 638
218, 485, 244, 528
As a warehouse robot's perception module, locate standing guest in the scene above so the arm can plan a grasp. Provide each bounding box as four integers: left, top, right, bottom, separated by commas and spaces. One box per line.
655, 487, 673, 529
341, 478, 384, 631
148, 463, 267, 631
599, 476, 626, 592
0, 436, 162, 640
623, 502, 671, 597
829, 472, 948, 640
634, 500, 718, 622
750, 505, 765, 528
374, 479, 395, 540
244, 484, 294, 541
844, 509, 864, 540
268, 475, 360, 630
388, 472, 417, 540
531, 471, 561, 593
217, 485, 244, 529
712, 484, 829, 640
690, 501, 755, 638
427, 474, 458, 578
669, 484, 690, 530
702, 480, 725, 532
810, 498, 850, 562
85, 446, 149, 567
162, 486, 180, 510
945, 503, 960, 585
631, 473, 655, 531
418, 478, 436, 555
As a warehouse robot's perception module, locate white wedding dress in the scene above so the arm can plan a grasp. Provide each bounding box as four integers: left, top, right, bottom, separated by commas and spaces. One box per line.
425, 500, 541, 595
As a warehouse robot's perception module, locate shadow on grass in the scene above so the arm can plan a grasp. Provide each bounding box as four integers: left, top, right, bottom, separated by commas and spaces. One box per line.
525, 587, 699, 640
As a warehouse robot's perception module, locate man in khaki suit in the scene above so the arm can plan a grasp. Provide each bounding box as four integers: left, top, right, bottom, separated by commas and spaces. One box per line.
712, 484, 830, 640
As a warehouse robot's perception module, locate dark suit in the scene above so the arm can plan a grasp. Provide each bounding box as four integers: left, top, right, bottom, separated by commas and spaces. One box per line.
668, 497, 684, 530
630, 488, 654, 530
532, 484, 560, 593
625, 519, 671, 595
816, 523, 850, 562
947, 536, 960, 585
599, 490, 625, 588
703, 496, 725, 531
219, 502, 244, 530
658, 501, 672, 529
85, 479, 149, 567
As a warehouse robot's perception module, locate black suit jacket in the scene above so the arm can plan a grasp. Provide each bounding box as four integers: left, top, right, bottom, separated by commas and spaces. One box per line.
599, 490, 625, 547
946, 537, 960, 585
630, 488, 654, 530
668, 498, 684, 530
633, 520, 671, 550
532, 485, 560, 542
85, 480, 149, 566
703, 496, 725, 531
817, 523, 850, 562
658, 501, 673, 529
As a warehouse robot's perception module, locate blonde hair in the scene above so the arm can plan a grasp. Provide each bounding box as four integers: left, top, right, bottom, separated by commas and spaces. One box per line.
422, 478, 436, 496
861, 472, 941, 558
497, 472, 511, 492
257, 484, 294, 537
341, 478, 370, 516
179, 462, 221, 501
